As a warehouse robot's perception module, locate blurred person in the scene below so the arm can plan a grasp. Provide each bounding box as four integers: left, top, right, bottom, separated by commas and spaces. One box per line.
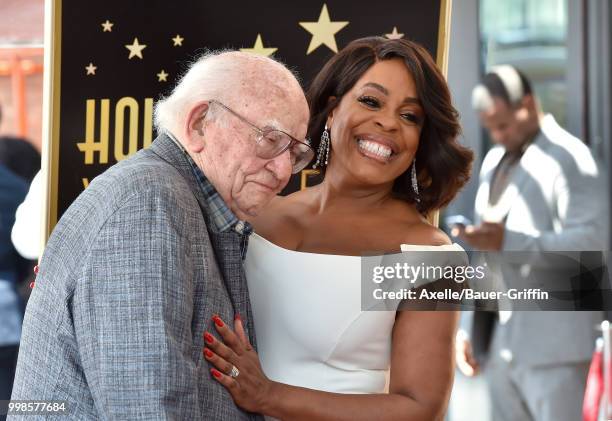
10, 51, 311, 420
454, 65, 606, 421
0, 135, 39, 421
0, 135, 41, 259
11, 170, 43, 260
0, 137, 43, 261
201, 37, 473, 420
0, 136, 40, 183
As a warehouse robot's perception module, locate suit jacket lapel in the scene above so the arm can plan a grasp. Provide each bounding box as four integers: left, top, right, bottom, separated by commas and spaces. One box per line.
149, 134, 256, 345
483, 144, 536, 222
207, 231, 257, 346
475, 157, 497, 222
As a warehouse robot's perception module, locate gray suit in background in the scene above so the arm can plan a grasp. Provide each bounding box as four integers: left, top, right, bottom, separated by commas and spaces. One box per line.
10, 134, 260, 420
471, 114, 607, 420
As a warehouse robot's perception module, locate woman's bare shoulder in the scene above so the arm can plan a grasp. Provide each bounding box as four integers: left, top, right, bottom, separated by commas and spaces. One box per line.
249, 191, 312, 246
383, 200, 452, 247
250, 196, 288, 231
398, 219, 452, 247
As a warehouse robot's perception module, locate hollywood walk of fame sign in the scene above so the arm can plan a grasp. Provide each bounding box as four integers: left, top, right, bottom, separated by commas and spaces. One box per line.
43, 0, 451, 237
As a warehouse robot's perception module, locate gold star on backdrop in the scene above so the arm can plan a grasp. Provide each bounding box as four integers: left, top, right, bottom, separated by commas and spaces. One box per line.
240, 34, 278, 57
299, 4, 348, 54
125, 38, 147, 59
101, 20, 114, 32
172, 34, 184, 46
385, 27, 404, 39
385, 26, 404, 39
85, 62, 97, 75
157, 70, 169, 82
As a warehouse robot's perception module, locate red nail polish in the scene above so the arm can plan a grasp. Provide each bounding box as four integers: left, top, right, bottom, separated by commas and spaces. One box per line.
211, 368, 222, 379
29, 281, 35, 289
234, 313, 242, 322
33, 265, 39, 275
204, 332, 214, 344
212, 315, 224, 328
204, 348, 213, 358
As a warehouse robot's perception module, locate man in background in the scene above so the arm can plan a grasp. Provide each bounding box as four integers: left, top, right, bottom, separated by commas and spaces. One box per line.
454, 65, 607, 421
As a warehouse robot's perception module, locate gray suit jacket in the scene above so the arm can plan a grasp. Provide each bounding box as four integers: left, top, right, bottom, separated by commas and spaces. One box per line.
10, 134, 262, 420
470, 114, 607, 367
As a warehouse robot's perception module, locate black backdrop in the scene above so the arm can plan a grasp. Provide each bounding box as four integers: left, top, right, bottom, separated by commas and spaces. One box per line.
51, 0, 444, 227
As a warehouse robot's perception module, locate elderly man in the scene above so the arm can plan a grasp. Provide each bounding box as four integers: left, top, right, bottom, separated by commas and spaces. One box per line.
10, 51, 311, 420
455, 66, 606, 421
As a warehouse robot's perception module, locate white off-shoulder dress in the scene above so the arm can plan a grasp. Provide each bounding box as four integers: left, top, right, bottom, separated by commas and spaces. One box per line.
244, 232, 464, 401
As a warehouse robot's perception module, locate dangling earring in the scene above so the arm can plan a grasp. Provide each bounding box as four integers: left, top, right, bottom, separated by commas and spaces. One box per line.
313, 125, 331, 169
411, 159, 420, 203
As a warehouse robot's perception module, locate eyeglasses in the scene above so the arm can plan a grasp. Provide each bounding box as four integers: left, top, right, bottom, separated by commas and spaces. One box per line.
209, 100, 314, 174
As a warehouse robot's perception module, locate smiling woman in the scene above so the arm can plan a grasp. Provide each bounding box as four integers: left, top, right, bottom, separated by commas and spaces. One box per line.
308, 37, 472, 214
320, 58, 423, 194
204, 37, 474, 421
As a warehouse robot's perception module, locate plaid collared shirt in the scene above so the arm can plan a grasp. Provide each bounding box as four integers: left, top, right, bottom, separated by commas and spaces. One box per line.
167, 133, 252, 236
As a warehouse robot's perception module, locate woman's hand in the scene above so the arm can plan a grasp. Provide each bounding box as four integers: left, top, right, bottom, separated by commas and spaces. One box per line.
204, 315, 277, 414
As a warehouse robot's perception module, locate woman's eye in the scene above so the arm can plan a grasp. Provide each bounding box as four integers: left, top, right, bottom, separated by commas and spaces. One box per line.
358, 96, 380, 108
401, 112, 421, 124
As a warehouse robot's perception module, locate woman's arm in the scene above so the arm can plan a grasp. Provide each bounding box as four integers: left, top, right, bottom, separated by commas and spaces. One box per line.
205, 311, 458, 421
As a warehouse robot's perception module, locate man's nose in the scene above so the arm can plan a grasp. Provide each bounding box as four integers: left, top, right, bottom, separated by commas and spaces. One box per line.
490, 129, 505, 144
267, 149, 293, 188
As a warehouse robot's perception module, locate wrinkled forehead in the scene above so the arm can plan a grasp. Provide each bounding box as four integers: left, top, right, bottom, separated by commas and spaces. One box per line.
236, 84, 308, 135
262, 106, 309, 139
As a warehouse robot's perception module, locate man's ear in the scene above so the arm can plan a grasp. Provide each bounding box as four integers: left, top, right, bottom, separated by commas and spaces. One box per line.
516, 94, 536, 121
520, 94, 536, 111
184, 101, 210, 152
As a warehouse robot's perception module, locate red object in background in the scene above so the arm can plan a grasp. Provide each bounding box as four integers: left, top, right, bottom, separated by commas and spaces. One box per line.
608, 356, 612, 418
583, 341, 604, 421
29, 264, 39, 288
0, 47, 44, 140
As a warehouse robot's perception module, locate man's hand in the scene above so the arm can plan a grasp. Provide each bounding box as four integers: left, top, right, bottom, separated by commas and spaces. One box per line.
452, 222, 504, 251
455, 331, 480, 377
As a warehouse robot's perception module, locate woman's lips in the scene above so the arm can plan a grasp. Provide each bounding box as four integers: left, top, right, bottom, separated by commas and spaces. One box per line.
357, 138, 394, 163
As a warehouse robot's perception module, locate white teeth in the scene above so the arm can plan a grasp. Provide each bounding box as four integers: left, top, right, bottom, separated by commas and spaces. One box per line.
357, 139, 392, 159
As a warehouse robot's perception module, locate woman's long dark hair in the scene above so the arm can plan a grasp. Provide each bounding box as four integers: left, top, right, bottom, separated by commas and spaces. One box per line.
307, 36, 473, 214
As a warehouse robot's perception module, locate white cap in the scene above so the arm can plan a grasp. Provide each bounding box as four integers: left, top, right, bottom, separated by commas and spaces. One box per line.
471, 84, 494, 112
490, 65, 524, 104
471, 65, 525, 112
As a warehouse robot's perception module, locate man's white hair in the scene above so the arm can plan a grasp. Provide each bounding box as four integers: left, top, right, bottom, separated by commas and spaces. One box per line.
471, 85, 494, 113
154, 50, 299, 135
471, 65, 525, 112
